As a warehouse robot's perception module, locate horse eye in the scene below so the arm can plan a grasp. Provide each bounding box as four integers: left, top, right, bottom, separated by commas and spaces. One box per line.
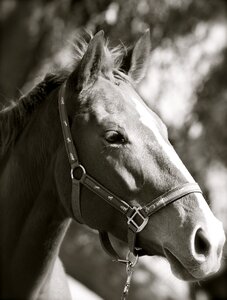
104, 130, 126, 144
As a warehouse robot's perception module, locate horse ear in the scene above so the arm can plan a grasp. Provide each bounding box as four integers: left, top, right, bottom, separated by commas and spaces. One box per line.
128, 30, 151, 84
77, 30, 105, 91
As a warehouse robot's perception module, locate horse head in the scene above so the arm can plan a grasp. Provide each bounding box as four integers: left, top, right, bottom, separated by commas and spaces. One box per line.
55, 31, 225, 281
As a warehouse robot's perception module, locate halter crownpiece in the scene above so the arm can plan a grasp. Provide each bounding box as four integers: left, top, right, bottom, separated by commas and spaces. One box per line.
58, 81, 202, 298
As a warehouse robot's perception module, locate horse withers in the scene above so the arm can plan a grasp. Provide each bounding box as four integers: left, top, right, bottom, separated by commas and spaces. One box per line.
0, 31, 225, 299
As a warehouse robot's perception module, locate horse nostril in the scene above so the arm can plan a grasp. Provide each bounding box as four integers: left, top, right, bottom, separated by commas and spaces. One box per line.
194, 228, 211, 257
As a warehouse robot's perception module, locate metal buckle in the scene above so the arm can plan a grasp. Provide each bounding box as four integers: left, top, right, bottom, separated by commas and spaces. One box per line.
71, 164, 86, 182
127, 207, 148, 233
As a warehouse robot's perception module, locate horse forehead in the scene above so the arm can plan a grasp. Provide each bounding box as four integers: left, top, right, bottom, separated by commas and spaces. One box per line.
89, 80, 139, 121
92, 79, 157, 123
118, 82, 163, 131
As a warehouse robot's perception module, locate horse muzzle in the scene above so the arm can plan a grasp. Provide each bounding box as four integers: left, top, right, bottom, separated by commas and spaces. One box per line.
163, 219, 226, 281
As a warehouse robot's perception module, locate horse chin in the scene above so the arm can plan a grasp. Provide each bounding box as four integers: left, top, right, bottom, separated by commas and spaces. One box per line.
163, 248, 202, 282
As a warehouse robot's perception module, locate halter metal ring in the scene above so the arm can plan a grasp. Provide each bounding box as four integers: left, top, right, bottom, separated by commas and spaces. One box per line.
71, 164, 86, 182
127, 207, 148, 233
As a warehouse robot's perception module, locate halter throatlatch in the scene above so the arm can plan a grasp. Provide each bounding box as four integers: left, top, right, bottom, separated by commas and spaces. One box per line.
58, 82, 202, 299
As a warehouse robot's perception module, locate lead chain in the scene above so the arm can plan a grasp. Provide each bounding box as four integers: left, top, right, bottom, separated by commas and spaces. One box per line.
121, 252, 138, 300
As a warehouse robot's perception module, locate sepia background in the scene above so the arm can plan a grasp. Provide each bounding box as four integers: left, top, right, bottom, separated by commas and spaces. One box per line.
0, 0, 227, 299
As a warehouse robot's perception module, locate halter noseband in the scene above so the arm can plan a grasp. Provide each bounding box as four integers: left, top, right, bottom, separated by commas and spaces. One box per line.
58, 82, 202, 297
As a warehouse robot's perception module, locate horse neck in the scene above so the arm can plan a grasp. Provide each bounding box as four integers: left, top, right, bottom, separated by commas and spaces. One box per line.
0, 88, 71, 298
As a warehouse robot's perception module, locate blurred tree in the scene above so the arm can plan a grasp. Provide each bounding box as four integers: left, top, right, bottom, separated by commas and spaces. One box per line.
1, 0, 226, 102
0, 0, 109, 103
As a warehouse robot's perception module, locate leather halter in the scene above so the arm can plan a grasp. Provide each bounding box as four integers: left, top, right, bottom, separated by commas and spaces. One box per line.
58, 81, 202, 260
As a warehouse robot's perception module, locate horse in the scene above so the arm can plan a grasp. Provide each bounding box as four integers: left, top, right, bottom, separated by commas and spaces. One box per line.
0, 30, 225, 300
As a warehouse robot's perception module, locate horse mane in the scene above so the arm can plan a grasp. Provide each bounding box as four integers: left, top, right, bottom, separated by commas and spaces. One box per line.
0, 73, 67, 156
0, 33, 126, 156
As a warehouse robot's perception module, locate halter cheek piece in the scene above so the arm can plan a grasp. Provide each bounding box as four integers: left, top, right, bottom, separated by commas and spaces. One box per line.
58, 82, 202, 298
